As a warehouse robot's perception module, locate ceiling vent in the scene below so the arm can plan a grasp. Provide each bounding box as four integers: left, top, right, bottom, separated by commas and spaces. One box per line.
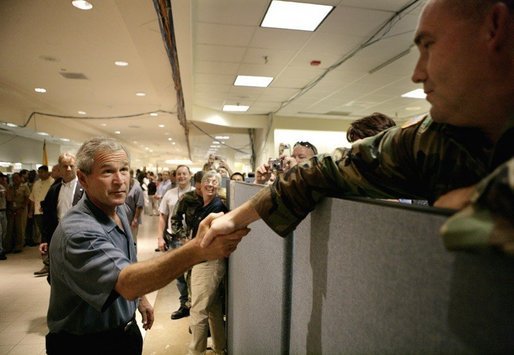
59, 72, 88, 80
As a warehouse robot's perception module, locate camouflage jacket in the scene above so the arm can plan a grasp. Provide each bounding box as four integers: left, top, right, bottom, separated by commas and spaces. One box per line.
250, 115, 514, 243
441, 157, 514, 255
170, 190, 203, 239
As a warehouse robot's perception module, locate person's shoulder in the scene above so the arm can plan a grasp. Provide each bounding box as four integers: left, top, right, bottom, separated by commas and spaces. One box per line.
182, 190, 197, 199
162, 188, 175, 198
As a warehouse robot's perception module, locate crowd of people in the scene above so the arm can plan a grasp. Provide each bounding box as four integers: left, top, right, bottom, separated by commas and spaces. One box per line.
0, 0, 512, 353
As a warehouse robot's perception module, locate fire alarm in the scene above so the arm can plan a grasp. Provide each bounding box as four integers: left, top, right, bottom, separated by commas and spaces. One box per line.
310, 60, 321, 66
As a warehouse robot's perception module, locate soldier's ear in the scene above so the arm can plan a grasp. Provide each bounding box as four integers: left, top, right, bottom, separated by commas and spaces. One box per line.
486, 2, 511, 52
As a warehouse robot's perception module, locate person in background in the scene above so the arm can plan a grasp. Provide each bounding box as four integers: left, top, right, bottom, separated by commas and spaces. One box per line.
29, 165, 54, 248
50, 164, 61, 185
217, 167, 230, 179
153, 171, 171, 215
146, 172, 157, 216
0, 173, 8, 260
35, 153, 84, 278
8, 173, 30, 253
202, 154, 216, 172
198, 0, 514, 256
124, 170, 144, 244
255, 141, 318, 185
25, 169, 38, 246
169, 170, 205, 320
45, 138, 247, 354
188, 170, 228, 355
157, 165, 195, 320
230, 172, 245, 182
346, 112, 397, 143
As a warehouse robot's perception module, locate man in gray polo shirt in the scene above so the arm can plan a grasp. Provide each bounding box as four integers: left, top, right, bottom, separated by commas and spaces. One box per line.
46, 137, 247, 355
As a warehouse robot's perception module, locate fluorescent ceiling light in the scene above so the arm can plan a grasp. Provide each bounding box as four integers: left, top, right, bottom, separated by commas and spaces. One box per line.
60, 138, 70, 142
215, 135, 230, 140
114, 131, 121, 134
234, 75, 273, 88
401, 89, 426, 99
72, 0, 93, 10
37, 132, 49, 136
158, 124, 165, 128
114, 61, 128, 67
6, 123, 18, 127
34, 87, 47, 93
150, 112, 158, 117
223, 105, 249, 112
261, 0, 333, 32
78, 111, 86, 115
135, 92, 146, 97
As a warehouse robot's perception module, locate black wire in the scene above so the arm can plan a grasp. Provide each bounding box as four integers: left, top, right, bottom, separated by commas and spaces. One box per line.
22, 110, 177, 128
274, 0, 423, 113
189, 122, 250, 155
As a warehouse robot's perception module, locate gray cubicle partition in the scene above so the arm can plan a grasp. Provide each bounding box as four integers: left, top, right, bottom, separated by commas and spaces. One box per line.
228, 183, 514, 354
227, 183, 292, 355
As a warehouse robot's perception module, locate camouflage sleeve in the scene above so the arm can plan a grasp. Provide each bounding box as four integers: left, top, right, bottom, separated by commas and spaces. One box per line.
440, 158, 514, 255
170, 198, 187, 239
249, 116, 490, 237
250, 124, 423, 237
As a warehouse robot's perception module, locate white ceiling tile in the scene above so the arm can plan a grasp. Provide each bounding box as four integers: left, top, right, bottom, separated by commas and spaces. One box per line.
195, 44, 247, 62
195, 61, 240, 75
196, 23, 256, 47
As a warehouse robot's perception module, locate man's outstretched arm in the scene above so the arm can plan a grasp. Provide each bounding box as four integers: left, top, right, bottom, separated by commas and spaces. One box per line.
116, 213, 249, 300
200, 200, 260, 248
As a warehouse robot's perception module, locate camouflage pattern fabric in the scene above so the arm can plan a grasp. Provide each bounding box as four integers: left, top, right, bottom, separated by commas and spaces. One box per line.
250, 115, 514, 245
441, 158, 514, 255
170, 190, 203, 239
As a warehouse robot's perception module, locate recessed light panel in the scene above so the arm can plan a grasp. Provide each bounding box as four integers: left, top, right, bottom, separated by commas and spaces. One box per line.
234, 75, 273, 88
261, 1, 333, 32
223, 105, 249, 112
401, 89, 426, 99
72, 0, 93, 10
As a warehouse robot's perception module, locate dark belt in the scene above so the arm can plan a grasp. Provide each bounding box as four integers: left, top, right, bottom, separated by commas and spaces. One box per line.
46, 316, 141, 355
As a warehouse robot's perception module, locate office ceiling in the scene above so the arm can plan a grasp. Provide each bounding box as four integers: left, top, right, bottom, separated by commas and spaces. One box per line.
0, 0, 429, 170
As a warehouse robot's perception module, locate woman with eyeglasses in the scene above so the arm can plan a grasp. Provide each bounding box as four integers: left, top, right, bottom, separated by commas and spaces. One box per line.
188, 170, 228, 354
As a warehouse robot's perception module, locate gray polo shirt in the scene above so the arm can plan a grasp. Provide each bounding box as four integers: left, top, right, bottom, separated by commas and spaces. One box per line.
47, 195, 138, 335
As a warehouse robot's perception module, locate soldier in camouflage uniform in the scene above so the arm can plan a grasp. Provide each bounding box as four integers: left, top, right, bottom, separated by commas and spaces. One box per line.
171, 171, 204, 242
198, 0, 514, 255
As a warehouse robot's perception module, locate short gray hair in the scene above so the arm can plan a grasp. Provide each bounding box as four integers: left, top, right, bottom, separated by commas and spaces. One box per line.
58, 152, 76, 165
201, 170, 221, 186
76, 137, 129, 175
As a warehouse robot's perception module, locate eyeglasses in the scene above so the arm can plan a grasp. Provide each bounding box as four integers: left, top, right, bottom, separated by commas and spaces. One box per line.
294, 141, 318, 155
203, 178, 219, 186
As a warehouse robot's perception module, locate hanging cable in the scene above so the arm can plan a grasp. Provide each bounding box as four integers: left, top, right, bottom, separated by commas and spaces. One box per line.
273, 0, 423, 113
189, 122, 251, 155
21, 110, 177, 128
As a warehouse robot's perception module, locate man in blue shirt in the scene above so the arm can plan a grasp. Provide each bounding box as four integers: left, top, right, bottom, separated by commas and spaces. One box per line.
46, 137, 248, 355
